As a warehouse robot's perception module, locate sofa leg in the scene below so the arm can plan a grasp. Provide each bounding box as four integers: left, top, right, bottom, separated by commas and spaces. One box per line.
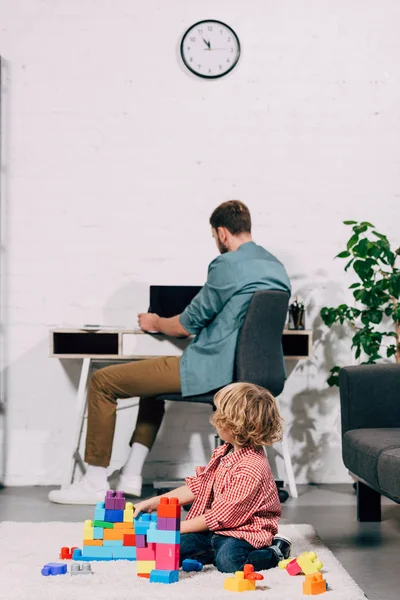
357, 481, 381, 522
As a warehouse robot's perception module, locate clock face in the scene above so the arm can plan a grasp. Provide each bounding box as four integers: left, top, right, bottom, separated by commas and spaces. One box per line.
180, 20, 241, 79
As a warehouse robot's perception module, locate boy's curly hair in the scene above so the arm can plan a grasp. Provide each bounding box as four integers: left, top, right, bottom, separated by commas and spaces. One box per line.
210, 382, 284, 449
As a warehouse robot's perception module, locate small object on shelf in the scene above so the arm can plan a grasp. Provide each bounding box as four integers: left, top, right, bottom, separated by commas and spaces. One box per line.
288, 296, 305, 330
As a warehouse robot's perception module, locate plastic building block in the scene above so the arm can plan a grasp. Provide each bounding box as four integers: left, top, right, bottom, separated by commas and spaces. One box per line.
137, 544, 157, 561
104, 509, 124, 523
156, 555, 179, 570
83, 520, 94, 540
156, 542, 179, 559
93, 527, 104, 539
297, 552, 323, 576
82, 545, 113, 559
223, 566, 263, 592
182, 558, 203, 572
59, 546, 78, 560
303, 572, 327, 595
83, 540, 103, 546
287, 558, 303, 576
157, 517, 168, 530
70, 563, 93, 576
94, 502, 106, 521
136, 534, 147, 548
41, 563, 68, 576
114, 521, 133, 529
150, 569, 179, 584
93, 520, 114, 529
105, 490, 116, 509
104, 528, 124, 540
124, 502, 134, 523
136, 560, 156, 574
114, 490, 126, 510
134, 514, 153, 535
157, 497, 181, 519
123, 533, 136, 546
165, 517, 181, 530
278, 558, 292, 569
147, 528, 180, 544
103, 540, 124, 547
138, 573, 151, 578
112, 546, 137, 560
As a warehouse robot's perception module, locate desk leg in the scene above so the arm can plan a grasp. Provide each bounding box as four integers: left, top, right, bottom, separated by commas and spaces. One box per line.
65, 358, 91, 486
280, 429, 298, 499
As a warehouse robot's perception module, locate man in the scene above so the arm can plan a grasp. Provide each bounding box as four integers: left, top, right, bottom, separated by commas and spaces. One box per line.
49, 200, 291, 504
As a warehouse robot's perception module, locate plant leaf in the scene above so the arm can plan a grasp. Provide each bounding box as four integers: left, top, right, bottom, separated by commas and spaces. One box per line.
343, 220, 358, 225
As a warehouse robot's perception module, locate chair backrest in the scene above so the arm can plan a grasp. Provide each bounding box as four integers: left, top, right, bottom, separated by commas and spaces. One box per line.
234, 290, 289, 396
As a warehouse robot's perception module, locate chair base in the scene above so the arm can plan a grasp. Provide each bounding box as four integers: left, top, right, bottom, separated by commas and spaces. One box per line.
357, 480, 381, 522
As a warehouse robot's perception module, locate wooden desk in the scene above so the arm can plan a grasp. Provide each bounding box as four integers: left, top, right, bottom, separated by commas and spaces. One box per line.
50, 327, 312, 491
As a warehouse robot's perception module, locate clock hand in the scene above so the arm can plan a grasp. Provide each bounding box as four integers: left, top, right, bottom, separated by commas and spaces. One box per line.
202, 38, 211, 49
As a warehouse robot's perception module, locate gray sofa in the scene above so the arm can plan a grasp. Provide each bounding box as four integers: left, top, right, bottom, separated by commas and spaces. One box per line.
339, 364, 400, 521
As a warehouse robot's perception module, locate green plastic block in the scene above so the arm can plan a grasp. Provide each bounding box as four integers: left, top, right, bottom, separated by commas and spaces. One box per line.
93, 520, 114, 529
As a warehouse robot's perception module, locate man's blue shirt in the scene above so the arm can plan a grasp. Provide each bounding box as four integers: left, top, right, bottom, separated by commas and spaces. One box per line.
179, 241, 291, 396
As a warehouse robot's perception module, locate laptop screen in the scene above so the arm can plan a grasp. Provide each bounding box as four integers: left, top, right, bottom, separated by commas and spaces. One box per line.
149, 285, 202, 318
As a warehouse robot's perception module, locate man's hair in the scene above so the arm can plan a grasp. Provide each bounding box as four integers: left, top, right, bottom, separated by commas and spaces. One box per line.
210, 382, 284, 449
209, 200, 252, 235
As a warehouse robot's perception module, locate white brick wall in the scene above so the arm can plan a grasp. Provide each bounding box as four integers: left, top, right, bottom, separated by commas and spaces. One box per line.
0, 0, 399, 485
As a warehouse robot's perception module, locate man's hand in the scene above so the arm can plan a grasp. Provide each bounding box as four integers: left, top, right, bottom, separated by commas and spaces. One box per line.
138, 312, 160, 332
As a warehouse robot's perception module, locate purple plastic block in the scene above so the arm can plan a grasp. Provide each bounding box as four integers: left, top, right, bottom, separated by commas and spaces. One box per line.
114, 490, 125, 511
41, 562, 68, 576
157, 517, 168, 530
165, 517, 181, 531
105, 490, 115, 510
136, 534, 147, 548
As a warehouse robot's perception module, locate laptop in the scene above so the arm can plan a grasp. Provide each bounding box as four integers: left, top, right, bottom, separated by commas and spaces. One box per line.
149, 285, 202, 318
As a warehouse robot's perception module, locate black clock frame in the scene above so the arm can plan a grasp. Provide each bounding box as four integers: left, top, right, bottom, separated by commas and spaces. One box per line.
180, 19, 241, 79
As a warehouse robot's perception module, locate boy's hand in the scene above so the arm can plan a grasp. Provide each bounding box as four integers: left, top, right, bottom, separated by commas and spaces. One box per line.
133, 496, 159, 518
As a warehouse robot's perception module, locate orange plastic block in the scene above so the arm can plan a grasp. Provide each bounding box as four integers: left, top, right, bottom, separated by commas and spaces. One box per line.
137, 573, 150, 578
83, 539, 103, 546
157, 497, 181, 519
114, 521, 133, 529
303, 572, 327, 595
103, 528, 124, 541
224, 565, 264, 592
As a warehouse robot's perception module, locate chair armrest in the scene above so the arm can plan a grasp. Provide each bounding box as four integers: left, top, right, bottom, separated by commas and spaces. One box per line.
339, 364, 400, 435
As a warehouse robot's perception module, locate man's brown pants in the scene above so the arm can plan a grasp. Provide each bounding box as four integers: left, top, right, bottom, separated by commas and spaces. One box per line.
84, 356, 181, 467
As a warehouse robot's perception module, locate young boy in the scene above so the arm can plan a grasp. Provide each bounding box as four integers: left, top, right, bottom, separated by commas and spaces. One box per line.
133, 382, 291, 573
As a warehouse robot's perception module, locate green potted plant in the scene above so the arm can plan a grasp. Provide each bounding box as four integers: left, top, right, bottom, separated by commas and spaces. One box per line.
320, 221, 400, 386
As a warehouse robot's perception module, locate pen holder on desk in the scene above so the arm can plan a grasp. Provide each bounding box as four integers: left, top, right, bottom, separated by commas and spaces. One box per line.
288, 305, 305, 330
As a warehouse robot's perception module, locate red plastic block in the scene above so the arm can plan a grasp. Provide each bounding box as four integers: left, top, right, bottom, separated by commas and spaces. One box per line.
157, 497, 181, 519
123, 534, 136, 547
287, 558, 302, 576
137, 573, 150, 578
59, 546, 79, 560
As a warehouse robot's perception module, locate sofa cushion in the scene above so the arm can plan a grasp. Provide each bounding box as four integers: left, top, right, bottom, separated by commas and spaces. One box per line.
378, 447, 400, 503
342, 428, 400, 490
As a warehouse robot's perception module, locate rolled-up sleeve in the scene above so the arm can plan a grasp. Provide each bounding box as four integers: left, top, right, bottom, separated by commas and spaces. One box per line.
179, 258, 238, 335
203, 474, 261, 531
185, 465, 207, 497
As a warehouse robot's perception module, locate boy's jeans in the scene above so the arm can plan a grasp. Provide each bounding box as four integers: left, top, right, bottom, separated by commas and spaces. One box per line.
180, 532, 281, 573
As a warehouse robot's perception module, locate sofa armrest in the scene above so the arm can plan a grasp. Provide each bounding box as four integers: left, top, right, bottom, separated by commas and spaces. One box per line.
339, 364, 400, 435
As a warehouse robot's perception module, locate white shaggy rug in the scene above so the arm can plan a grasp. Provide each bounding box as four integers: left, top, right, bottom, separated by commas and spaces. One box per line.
0, 522, 365, 600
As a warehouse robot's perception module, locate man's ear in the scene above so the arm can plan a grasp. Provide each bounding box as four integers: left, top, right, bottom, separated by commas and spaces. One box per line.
218, 226, 228, 241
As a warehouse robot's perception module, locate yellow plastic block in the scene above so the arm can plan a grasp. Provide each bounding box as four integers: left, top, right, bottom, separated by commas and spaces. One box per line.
297, 552, 323, 575
224, 572, 256, 592
84, 539, 103, 546
303, 572, 327, 595
136, 560, 156, 575
114, 522, 133, 529
278, 558, 292, 569
104, 528, 124, 540
124, 510, 134, 523
83, 520, 94, 540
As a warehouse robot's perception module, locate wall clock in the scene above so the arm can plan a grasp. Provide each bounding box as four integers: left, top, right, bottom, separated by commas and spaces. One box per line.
180, 20, 241, 79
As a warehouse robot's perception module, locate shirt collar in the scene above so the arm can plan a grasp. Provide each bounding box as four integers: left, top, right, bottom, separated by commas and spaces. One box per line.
219, 444, 262, 465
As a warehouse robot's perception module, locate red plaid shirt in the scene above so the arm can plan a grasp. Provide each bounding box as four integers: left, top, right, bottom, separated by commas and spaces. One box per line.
185, 443, 281, 548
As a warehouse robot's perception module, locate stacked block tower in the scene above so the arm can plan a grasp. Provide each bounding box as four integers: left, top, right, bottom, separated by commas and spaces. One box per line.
135, 497, 181, 583
72, 490, 136, 561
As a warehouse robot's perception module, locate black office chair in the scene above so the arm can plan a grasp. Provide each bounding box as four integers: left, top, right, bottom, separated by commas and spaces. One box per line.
154, 290, 291, 500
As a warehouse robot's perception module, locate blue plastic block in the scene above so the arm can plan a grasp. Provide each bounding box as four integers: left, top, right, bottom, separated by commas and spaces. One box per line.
103, 540, 123, 547
150, 569, 179, 584
93, 527, 104, 540
72, 548, 112, 562
82, 545, 113, 559
94, 508, 106, 521
41, 562, 68, 576
147, 528, 180, 544
134, 513, 154, 534
104, 509, 124, 523
112, 546, 137, 560
182, 558, 203, 572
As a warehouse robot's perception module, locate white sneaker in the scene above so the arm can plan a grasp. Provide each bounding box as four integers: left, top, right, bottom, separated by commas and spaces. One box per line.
117, 474, 142, 498
48, 477, 109, 505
